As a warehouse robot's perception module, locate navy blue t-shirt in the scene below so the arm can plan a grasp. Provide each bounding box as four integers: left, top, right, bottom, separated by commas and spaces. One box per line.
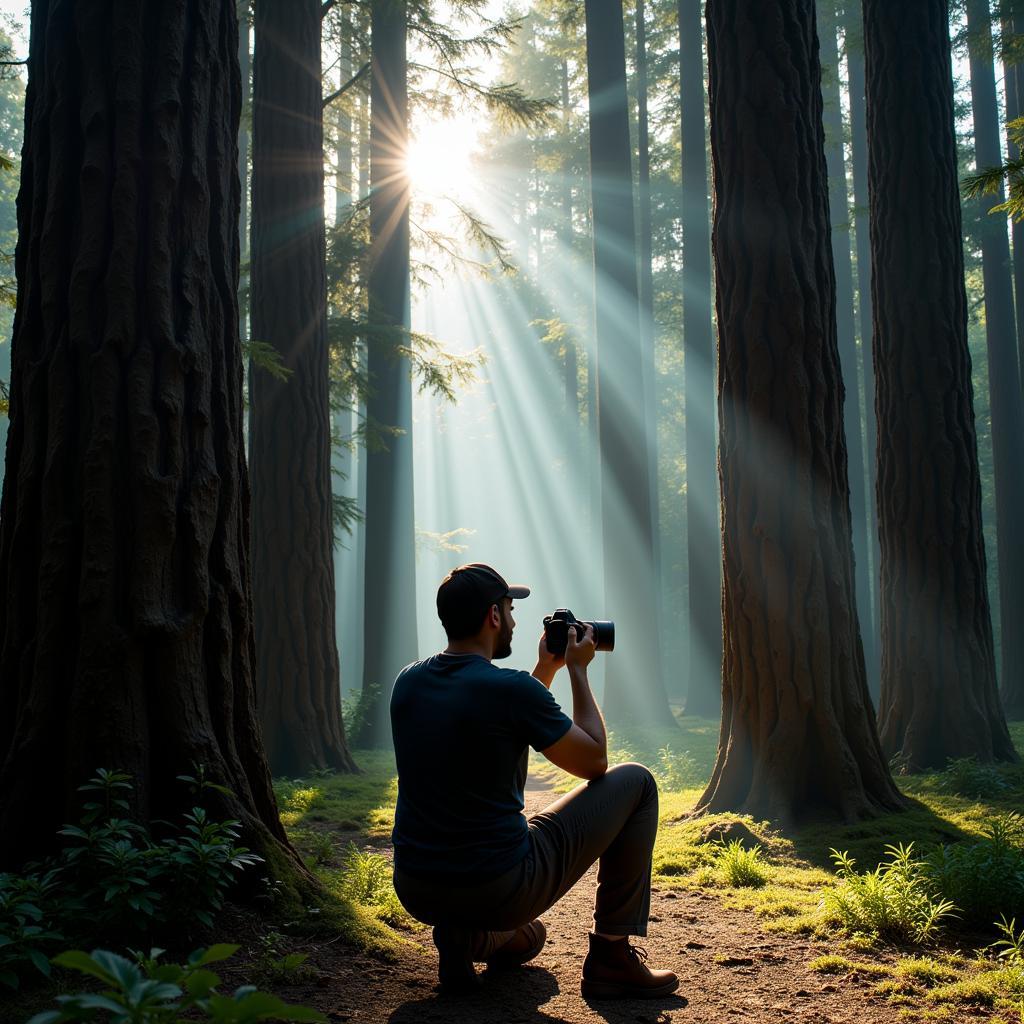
390, 653, 573, 882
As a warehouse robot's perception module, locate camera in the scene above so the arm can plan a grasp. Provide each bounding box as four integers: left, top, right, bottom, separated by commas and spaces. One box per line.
543, 608, 615, 657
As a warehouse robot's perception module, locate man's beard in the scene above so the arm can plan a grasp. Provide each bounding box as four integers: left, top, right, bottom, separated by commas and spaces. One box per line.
494, 615, 513, 659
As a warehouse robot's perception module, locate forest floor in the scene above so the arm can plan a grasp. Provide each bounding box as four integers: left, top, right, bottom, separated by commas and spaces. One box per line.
224, 736, 1024, 1024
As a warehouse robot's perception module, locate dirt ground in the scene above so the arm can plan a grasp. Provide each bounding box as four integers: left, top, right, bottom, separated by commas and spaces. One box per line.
248, 782, 1001, 1024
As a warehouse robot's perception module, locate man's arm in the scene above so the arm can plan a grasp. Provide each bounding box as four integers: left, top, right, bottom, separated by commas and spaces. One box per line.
539, 625, 607, 780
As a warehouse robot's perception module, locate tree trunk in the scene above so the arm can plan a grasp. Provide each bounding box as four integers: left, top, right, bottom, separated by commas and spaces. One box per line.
635, 0, 668, 699
844, 0, 880, 703
0, 0, 303, 871
359, 0, 418, 747
678, 0, 722, 719
1006, 13, 1024, 385
584, 0, 672, 727
967, 0, 1024, 721
249, 0, 357, 776
865, 0, 1017, 767
696, 0, 903, 822
818, 0, 876, 700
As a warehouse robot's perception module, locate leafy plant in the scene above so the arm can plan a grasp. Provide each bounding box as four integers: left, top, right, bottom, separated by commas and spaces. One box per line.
0, 870, 65, 989
305, 833, 335, 867
252, 931, 316, 986
654, 745, 701, 792
822, 843, 957, 944
714, 839, 770, 888
935, 756, 1009, 798
335, 843, 407, 926
924, 814, 1024, 927
27, 944, 325, 1024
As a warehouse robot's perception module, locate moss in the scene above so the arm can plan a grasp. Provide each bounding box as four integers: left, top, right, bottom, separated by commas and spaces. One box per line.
893, 957, 960, 986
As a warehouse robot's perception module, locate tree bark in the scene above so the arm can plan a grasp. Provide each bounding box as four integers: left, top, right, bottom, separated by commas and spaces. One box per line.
966, 0, 1024, 721
584, 0, 673, 727
844, 0, 880, 703
678, 0, 722, 719
696, 0, 903, 822
817, 0, 876, 700
864, 0, 1017, 767
359, 0, 418, 747
249, 0, 357, 776
0, 0, 303, 870
1005, 13, 1024, 387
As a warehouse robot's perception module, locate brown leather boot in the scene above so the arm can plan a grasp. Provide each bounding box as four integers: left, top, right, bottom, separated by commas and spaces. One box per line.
581, 933, 679, 1000
483, 919, 547, 969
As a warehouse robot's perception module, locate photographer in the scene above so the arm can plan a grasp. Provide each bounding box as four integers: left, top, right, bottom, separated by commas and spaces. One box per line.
389, 563, 678, 1000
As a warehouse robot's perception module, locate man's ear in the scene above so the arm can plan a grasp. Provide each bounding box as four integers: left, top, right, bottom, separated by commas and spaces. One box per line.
488, 603, 501, 628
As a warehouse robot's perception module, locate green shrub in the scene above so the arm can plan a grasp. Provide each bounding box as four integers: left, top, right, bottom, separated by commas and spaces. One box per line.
716, 839, 770, 888
653, 745, 702, 791
821, 843, 957, 944
0, 870, 65, 989
334, 843, 407, 926
935, 757, 1009, 799
925, 815, 1024, 927
27, 945, 324, 1023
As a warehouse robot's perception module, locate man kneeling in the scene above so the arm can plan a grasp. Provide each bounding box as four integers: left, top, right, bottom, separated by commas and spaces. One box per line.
389, 563, 679, 999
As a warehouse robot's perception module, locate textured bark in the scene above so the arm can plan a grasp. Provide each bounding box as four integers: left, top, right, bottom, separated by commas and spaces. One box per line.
584, 0, 672, 726
0, 0, 300, 869
966, 0, 1024, 721
696, 0, 903, 822
359, 0, 418, 747
864, 0, 1017, 767
818, 1, 875, 700
1006, 15, 1024, 387
249, 0, 357, 777
678, 0, 722, 719
844, 0, 880, 701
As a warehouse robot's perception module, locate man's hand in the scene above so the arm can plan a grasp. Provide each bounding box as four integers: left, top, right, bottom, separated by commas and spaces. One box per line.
565, 622, 596, 671
532, 630, 564, 689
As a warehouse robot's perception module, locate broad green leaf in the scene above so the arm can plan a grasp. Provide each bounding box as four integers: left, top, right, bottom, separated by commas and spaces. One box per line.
28, 948, 52, 976
194, 943, 240, 966
52, 950, 117, 984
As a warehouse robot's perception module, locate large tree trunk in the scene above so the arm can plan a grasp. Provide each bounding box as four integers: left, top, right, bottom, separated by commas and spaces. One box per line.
0, 0, 302, 871
695, 0, 903, 822
635, 0, 665, 691
359, 0, 418, 747
844, 0, 880, 703
249, 0, 357, 777
865, 0, 1017, 767
584, 0, 672, 727
678, 0, 722, 719
1006, 13, 1024, 386
966, 0, 1024, 721
818, 1, 875, 700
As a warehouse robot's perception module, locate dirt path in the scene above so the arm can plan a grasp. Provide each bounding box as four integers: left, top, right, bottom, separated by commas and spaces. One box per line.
273, 783, 993, 1024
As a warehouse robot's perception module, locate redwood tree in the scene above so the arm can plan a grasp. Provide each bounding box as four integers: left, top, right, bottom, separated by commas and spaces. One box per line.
695, 0, 903, 821
864, 0, 1017, 767
359, 0, 419, 746
0, 0, 299, 868
965, 0, 1024, 722
678, 0, 722, 719
249, 0, 357, 776
584, 0, 672, 726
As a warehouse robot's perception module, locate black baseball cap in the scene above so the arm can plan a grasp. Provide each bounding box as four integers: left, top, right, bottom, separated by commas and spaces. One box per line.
436, 563, 531, 638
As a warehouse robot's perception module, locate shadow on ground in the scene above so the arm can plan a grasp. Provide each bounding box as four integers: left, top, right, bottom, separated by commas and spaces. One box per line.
387, 964, 688, 1024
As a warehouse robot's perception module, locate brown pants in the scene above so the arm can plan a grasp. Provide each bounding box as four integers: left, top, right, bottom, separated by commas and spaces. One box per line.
393, 762, 659, 939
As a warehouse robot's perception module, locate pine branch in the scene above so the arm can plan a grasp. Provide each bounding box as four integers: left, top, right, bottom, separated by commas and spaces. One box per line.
323, 61, 370, 109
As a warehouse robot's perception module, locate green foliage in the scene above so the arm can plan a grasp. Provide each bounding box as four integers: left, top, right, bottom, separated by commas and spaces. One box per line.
252, 931, 316, 986
27, 945, 325, 1024
243, 338, 293, 382
924, 814, 1024, 927
333, 843, 407, 927
0, 870, 65, 989
935, 756, 1009, 798
714, 839, 770, 888
822, 844, 957, 944
0, 767, 264, 991
653, 744, 701, 792
341, 684, 382, 745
